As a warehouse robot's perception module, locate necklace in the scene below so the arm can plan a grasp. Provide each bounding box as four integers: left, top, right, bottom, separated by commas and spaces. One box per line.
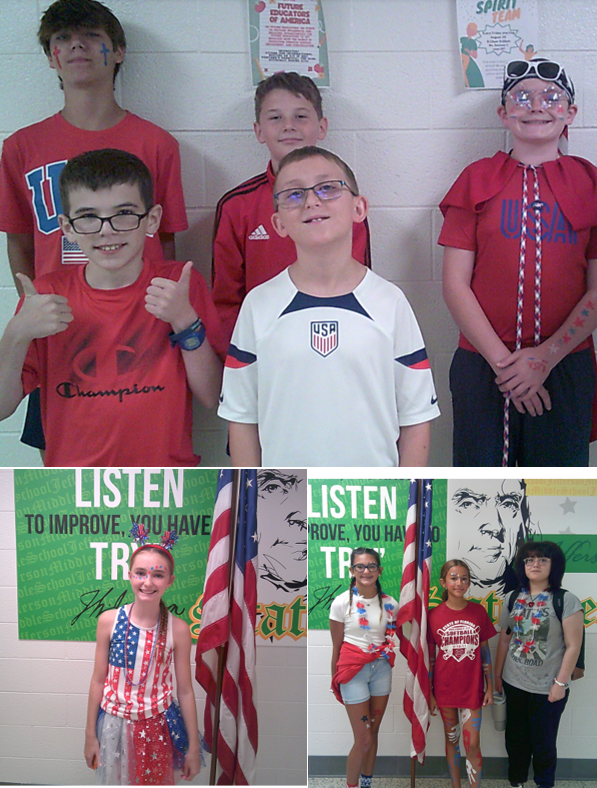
124, 603, 159, 686
512, 589, 549, 657
502, 163, 543, 466
353, 587, 397, 658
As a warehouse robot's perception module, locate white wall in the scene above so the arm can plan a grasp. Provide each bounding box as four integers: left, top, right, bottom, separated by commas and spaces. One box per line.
2, 0, 597, 467
0, 468, 307, 785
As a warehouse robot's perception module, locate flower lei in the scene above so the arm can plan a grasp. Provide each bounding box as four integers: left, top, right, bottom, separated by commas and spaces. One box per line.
512, 589, 549, 657
353, 587, 397, 659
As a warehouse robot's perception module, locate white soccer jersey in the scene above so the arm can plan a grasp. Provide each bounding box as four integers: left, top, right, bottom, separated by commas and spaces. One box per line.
218, 269, 440, 466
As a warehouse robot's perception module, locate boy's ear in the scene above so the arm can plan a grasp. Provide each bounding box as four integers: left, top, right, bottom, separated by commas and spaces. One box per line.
58, 213, 77, 241
146, 204, 163, 236
565, 103, 578, 125
271, 210, 289, 239
497, 104, 508, 126
352, 194, 368, 224
317, 116, 328, 141
113, 45, 125, 65
254, 121, 266, 145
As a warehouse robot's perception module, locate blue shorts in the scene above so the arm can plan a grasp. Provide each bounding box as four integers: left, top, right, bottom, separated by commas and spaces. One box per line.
340, 657, 392, 705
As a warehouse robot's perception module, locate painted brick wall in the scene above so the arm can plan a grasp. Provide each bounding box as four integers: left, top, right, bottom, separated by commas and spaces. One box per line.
0, 469, 307, 784
1, 0, 597, 466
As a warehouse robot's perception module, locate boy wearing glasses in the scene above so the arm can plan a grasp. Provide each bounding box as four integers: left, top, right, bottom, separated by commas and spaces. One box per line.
211, 71, 371, 346
0, 150, 224, 467
440, 58, 597, 466
218, 146, 439, 467
0, 0, 187, 455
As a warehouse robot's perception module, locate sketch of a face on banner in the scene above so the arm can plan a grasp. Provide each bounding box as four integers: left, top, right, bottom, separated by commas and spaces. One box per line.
257, 469, 307, 600
447, 479, 540, 598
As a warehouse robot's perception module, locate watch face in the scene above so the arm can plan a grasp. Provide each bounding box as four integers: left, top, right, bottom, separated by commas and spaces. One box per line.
180, 335, 202, 351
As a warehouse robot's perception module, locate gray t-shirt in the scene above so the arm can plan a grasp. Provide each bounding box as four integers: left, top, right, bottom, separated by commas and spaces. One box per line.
498, 589, 582, 695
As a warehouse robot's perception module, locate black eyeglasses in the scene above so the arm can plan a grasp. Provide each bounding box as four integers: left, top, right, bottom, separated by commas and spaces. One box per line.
65, 210, 151, 234
352, 563, 380, 573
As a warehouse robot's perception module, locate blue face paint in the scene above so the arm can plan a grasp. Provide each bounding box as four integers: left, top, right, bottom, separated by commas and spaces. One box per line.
100, 42, 109, 66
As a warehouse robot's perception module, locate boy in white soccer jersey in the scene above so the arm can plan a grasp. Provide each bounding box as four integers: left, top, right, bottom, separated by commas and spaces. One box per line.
218, 147, 440, 467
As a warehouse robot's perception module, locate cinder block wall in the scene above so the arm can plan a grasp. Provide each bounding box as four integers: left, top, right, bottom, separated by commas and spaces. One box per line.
0, 468, 307, 785
1, 0, 597, 466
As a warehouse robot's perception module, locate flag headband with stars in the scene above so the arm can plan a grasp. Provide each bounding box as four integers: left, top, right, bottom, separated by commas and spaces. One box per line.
129, 518, 179, 568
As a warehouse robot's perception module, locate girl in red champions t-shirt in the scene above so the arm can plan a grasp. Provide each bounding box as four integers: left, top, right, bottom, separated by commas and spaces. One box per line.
428, 560, 497, 788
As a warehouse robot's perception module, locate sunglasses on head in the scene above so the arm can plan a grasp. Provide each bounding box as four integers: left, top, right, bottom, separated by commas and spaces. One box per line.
502, 59, 574, 104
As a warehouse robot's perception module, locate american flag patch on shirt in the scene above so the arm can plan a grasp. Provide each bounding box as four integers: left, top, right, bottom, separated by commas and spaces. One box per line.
61, 237, 88, 265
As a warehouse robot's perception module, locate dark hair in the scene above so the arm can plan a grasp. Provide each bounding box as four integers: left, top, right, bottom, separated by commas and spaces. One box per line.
59, 148, 153, 215
254, 71, 323, 121
348, 547, 383, 619
274, 146, 359, 201
440, 559, 470, 602
38, 0, 126, 81
513, 540, 566, 591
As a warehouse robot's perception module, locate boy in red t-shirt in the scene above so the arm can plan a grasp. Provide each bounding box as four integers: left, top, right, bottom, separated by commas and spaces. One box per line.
0, 149, 223, 467
440, 58, 597, 466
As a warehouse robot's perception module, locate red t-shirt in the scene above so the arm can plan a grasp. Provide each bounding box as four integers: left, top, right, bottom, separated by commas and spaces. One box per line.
428, 601, 496, 710
0, 112, 188, 277
20, 260, 225, 467
211, 161, 372, 344
439, 152, 597, 352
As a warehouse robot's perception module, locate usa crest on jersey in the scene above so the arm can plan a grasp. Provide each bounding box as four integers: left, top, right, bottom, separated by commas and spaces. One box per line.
311, 320, 338, 357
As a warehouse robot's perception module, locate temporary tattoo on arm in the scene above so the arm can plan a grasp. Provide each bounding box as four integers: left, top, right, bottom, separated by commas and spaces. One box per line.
481, 642, 493, 684
550, 298, 596, 356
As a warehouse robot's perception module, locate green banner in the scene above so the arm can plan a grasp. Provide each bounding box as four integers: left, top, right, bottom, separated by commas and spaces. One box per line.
307, 479, 447, 629
15, 468, 218, 641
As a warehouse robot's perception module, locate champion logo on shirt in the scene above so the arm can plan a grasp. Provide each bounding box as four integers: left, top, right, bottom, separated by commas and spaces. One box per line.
437, 621, 480, 662
311, 321, 338, 357
248, 224, 270, 241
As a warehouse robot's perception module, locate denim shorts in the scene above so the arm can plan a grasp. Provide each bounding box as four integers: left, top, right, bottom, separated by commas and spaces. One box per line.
340, 657, 392, 705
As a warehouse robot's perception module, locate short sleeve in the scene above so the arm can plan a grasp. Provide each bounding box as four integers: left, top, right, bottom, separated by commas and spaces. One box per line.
438, 205, 478, 251
392, 290, 440, 427
329, 593, 347, 623
498, 591, 516, 630
218, 296, 259, 424
153, 132, 188, 234
0, 133, 34, 233
479, 605, 498, 641
586, 225, 597, 260
562, 591, 582, 619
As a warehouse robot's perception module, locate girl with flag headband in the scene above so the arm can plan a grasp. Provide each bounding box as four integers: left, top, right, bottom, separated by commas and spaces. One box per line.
84, 521, 203, 784
495, 541, 584, 788
329, 547, 398, 788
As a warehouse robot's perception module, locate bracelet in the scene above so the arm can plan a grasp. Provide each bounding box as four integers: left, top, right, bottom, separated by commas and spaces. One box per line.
553, 678, 569, 688
169, 317, 206, 351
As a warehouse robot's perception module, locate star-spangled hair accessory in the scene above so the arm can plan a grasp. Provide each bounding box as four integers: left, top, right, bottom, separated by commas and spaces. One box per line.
129, 518, 179, 567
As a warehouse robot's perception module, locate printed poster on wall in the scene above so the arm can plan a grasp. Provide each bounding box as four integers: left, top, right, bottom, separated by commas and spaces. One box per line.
15, 468, 308, 644
307, 478, 447, 630
446, 478, 596, 632
248, 0, 330, 86
456, 0, 539, 90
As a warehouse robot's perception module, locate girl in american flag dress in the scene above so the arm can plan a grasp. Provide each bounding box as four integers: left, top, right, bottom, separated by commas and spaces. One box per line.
84, 536, 202, 785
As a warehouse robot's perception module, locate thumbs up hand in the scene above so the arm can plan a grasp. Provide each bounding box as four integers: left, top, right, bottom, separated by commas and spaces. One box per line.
145, 261, 199, 331
14, 273, 74, 341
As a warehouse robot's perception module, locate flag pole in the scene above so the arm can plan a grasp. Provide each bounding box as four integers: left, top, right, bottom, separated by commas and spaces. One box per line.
209, 469, 242, 786
410, 478, 423, 788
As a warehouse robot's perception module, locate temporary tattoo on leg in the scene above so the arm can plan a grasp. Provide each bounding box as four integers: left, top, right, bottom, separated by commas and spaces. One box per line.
460, 708, 471, 725
463, 728, 470, 751
100, 42, 109, 66
472, 710, 482, 732
361, 715, 371, 729
466, 759, 477, 783
52, 46, 61, 68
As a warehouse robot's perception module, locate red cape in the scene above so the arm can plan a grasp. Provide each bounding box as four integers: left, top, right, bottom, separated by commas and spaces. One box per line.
331, 641, 396, 705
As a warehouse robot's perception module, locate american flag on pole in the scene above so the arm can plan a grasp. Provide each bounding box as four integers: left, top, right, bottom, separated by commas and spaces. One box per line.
195, 469, 259, 785
395, 479, 433, 764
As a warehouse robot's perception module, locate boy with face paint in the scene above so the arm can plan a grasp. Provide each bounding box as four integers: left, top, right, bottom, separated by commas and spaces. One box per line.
440, 58, 597, 466
0, 0, 188, 456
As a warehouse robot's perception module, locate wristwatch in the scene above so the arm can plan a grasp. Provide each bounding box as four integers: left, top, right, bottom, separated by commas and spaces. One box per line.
169, 317, 206, 351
